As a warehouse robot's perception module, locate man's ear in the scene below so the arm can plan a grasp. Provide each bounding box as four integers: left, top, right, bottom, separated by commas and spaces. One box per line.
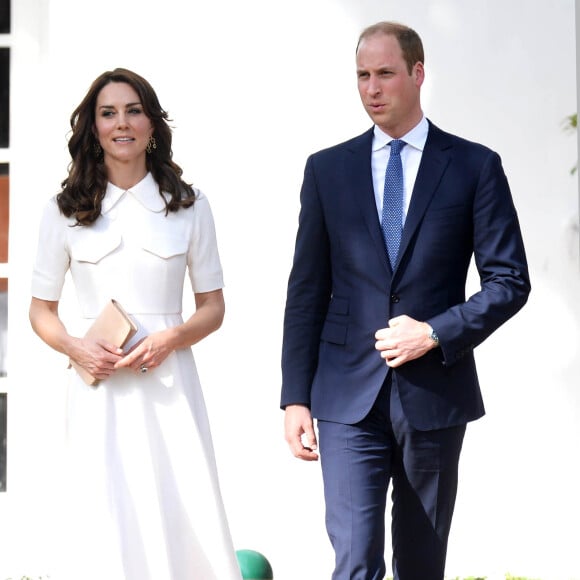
413, 62, 425, 87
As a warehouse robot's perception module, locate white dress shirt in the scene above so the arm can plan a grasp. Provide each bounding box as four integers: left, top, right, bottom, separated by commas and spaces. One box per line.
371, 116, 429, 222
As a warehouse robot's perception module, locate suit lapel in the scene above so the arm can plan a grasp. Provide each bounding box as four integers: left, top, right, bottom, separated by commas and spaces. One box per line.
396, 122, 453, 270
344, 128, 391, 275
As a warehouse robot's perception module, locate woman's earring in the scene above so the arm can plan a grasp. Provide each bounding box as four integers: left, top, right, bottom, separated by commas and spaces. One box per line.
146, 136, 157, 154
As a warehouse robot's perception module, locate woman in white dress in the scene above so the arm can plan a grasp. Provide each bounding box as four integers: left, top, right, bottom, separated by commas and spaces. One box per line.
29, 68, 242, 580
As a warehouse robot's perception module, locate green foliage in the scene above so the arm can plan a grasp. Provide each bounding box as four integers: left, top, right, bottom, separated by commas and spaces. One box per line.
563, 113, 578, 131
563, 112, 578, 175
444, 576, 540, 580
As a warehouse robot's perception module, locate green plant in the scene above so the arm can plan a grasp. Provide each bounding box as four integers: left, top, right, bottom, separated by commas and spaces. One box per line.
563, 112, 577, 174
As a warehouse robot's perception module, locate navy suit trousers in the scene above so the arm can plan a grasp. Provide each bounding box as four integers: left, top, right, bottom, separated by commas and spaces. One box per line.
318, 374, 466, 580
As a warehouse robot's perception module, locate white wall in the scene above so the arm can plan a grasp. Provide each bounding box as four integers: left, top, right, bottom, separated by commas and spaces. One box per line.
2, 1, 578, 579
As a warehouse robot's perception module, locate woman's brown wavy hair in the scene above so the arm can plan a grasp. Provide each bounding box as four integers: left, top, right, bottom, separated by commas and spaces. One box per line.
57, 68, 195, 225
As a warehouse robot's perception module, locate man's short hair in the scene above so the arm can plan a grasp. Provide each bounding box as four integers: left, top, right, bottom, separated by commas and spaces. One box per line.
357, 22, 424, 75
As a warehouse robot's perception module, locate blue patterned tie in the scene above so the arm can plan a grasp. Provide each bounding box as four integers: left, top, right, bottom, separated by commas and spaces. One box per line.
382, 139, 406, 268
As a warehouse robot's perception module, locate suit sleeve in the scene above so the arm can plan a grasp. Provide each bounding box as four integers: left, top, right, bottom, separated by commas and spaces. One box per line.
280, 155, 332, 408
427, 150, 531, 365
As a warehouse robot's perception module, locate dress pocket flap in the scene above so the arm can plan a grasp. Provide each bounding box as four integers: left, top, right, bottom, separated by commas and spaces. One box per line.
142, 235, 188, 259
70, 231, 122, 264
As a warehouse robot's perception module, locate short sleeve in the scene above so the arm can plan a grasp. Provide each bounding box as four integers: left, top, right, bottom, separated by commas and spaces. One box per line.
31, 197, 71, 300
187, 190, 225, 293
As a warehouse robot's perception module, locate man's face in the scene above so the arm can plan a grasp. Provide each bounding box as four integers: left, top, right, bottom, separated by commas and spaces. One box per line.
356, 33, 424, 137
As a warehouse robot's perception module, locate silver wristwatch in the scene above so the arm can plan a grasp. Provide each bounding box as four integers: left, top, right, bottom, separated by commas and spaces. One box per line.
427, 325, 440, 345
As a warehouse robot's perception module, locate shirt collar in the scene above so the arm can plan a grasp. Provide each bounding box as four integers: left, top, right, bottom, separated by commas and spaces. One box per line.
371, 115, 429, 152
101, 172, 169, 214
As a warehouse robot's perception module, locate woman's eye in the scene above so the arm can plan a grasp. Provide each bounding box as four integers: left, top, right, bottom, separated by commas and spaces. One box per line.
101, 111, 114, 117
128, 108, 142, 115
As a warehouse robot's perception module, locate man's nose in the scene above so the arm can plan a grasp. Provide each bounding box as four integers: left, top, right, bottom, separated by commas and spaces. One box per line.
367, 75, 381, 95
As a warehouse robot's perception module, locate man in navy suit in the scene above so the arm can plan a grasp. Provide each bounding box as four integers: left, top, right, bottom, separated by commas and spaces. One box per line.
281, 21, 530, 580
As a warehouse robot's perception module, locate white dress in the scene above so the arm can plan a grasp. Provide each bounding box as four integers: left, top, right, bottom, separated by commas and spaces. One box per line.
31, 173, 242, 580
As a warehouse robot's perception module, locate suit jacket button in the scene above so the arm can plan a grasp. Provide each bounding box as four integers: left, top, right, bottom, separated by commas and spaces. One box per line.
390, 294, 400, 303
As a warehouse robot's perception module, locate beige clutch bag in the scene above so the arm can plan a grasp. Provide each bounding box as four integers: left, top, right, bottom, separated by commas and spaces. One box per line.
70, 299, 138, 386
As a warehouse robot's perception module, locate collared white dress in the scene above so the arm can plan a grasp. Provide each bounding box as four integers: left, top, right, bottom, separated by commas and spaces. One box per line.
31, 173, 242, 580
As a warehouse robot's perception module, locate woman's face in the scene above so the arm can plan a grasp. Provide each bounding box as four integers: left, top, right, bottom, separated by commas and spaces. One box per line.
94, 81, 153, 167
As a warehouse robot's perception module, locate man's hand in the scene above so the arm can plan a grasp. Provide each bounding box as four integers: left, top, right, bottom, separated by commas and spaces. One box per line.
375, 315, 436, 367
284, 404, 319, 461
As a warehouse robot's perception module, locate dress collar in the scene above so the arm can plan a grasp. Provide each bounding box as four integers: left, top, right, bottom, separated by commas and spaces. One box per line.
101, 172, 170, 214
372, 115, 429, 152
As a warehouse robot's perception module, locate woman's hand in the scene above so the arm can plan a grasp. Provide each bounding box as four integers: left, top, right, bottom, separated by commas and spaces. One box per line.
70, 337, 124, 380
114, 330, 176, 374
115, 289, 225, 374
29, 297, 125, 380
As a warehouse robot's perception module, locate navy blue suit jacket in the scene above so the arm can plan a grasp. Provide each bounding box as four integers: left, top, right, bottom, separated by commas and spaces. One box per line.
281, 121, 530, 430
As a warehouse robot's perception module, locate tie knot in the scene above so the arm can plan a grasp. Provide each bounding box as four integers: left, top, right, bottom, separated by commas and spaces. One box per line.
389, 139, 406, 156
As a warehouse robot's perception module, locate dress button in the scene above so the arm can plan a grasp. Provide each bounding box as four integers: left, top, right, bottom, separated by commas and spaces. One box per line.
390, 294, 400, 303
